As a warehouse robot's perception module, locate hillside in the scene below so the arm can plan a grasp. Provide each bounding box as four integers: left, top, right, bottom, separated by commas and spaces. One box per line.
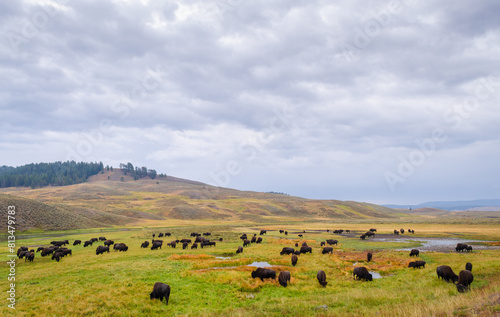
0, 169, 405, 231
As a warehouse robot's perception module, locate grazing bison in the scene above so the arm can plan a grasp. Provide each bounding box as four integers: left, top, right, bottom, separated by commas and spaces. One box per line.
104, 240, 114, 247
251, 236, 257, 243
259, 230, 267, 235
17, 247, 28, 256
322, 247, 334, 254
166, 241, 176, 248
114, 243, 128, 251
73, 240, 81, 246
182, 242, 188, 250
394, 230, 399, 235
41, 247, 55, 257
326, 239, 338, 246
18, 251, 30, 259
298, 234, 303, 238
278, 271, 291, 287
436, 265, 459, 283
191, 243, 198, 249
279, 230, 284, 234
291, 254, 298, 267
251, 268, 276, 281
243, 239, 251, 247
280, 247, 295, 255
367, 252, 372, 262
151, 242, 163, 250
456, 270, 474, 293
466, 245, 473, 252
456, 243, 468, 252
60, 249, 72, 257
165, 233, 171, 237
240, 234, 247, 240
353, 267, 373, 281
369, 228, 377, 232
320, 241, 325, 246
256, 237, 263, 244
180, 239, 192, 244
201, 241, 216, 248
141, 241, 150, 248
465, 262, 472, 272
408, 261, 426, 269
84, 241, 93, 247
317, 270, 327, 287
96, 246, 110, 255
300, 246, 312, 254
36, 247, 44, 253
203, 232, 211, 236
409, 249, 419, 257
51, 252, 62, 262
90, 238, 98, 243
236, 246, 243, 254
26, 252, 35, 262
99, 237, 106, 241
360, 234, 367, 240
150, 282, 171, 305
158, 233, 164, 237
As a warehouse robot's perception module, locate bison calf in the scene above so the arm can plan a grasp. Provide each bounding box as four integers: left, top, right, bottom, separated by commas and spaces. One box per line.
150, 282, 171, 305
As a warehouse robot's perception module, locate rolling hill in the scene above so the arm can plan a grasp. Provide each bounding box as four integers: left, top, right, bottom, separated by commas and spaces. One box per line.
0, 169, 405, 231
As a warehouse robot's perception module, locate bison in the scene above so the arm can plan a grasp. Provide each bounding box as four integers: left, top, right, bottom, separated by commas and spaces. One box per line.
96, 245, 110, 255
259, 230, 267, 235
317, 270, 327, 287
400, 228, 405, 234
84, 241, 93, 247
367, 252, 372, 262
51, 252, 62, 262
465, 262, 472, 272
394, 230, 399, 235
322, 247, 334, 254
114, 243, 128, 251
236, 246, 243, 254
353, 267, 373, 281
243, 239, 251, 247
104, 240, 114, 247
466, 245, 473, 252
456, 270, 473, 293
280, 247, 295, 255
409, 249, 419, 257
251, 268, 276, 281
182, 242, 188, 250
278, 271, 291, 287
369, 228, 377, 232
291, 254, 298, 267
191, 243, 198, 249
25, 252, 35, 262
320, 241, 325, 246
201, 241, 216, 248
300, 246, 312, 254
151, 242, 163, 250
408, 261, 426, 269
150, 282, 171, 305
99, 237, 106, 241
456, 243, 468, 252
436, 265, 459, 283
141, 241, 150, 248
166, 241, 176, 248
73, 240, 81, 246
326, 239, 338, 246
256, 237, 262, 244
36, 247, 44, 253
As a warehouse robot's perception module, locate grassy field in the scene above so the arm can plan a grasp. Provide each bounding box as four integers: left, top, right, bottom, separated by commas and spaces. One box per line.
1, 223, 499, 316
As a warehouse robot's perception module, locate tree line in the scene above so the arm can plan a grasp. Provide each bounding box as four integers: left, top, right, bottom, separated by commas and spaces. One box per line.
118, 162, 165, 180
0, 161, 104, 188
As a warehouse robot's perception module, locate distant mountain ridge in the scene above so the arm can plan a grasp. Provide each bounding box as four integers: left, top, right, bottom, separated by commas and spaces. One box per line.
384, 199, 500, 211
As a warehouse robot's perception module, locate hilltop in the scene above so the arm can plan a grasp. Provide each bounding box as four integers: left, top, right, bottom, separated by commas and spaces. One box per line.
0, 168, 404, 231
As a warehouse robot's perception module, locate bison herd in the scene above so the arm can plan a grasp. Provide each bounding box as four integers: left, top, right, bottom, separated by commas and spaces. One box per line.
16, 228, 479, 309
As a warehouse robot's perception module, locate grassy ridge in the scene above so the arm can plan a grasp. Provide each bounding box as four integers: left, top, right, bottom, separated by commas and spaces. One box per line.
1, 223, 499, 316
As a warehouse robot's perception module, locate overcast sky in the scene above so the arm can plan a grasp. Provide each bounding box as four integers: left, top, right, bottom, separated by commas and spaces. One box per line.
1, 0, 499, 205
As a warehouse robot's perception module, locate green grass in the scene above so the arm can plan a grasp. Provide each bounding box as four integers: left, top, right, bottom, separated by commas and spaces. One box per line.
1, 223, 499, 316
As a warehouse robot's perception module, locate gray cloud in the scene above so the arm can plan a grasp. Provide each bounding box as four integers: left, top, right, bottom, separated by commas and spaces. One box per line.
1, 0, 499, 204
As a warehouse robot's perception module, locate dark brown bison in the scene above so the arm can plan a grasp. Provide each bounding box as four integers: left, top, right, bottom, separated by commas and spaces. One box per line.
369, 228, 377, 232
90, 238, 98, 243
256, 237, 263, 244
295, 243, 299, 247
436, 265, 458, 283
201, 241, 216, 248
298, 234, 303, 238
166, 241, 176, 248
243, 239, 251, 247
150, 282, 171, 305
25, 252, 35, 262
466, 245, 473, 252
408, 261, 426, 269
409, 249, 419, 257
141, 241, 149, 248
251, 268, 276, 281
180, 239, 191, 244
17, 247, 28, 256
367, 252, 372, 262
456, 243, 468, 252
51, 252, 62, 262
465, 262, 472, 272
291, 254, 298, 266
456, 270, 473, 293
240, 234, 247, 240
104, 240, 114, 247
360, 234, 367, 239
191, 243, 198, 249
280, 247, 295, 255
284, 231, 288, 235
301, 242, 308, 247
73, 240, 81, 246
322, 247, 333, 254
236, 246, 243, 254
60, 249, 72, 257
182, 242, 188, 249
96, 245, 109, 255
393, 230, 399, 235
300, 246, 312, 254
151, 242, 163, 250
99, 237, 106, 241
113, 243, 128, 251
259, 230, 267, 235
36, 247, 44, 252
326, 239, 338, 246
317, 270, 327, 287
320, 241, 325, 246
353, 267, 373, 281
278, 271, 291, 287
251, 236, 257, 243
203, 232, 211, 236
18, 250, 30, 259
400, 228, 404, 234
158, 233, 164, 237
84, 240, 93, 247
41, 247, 55, 257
